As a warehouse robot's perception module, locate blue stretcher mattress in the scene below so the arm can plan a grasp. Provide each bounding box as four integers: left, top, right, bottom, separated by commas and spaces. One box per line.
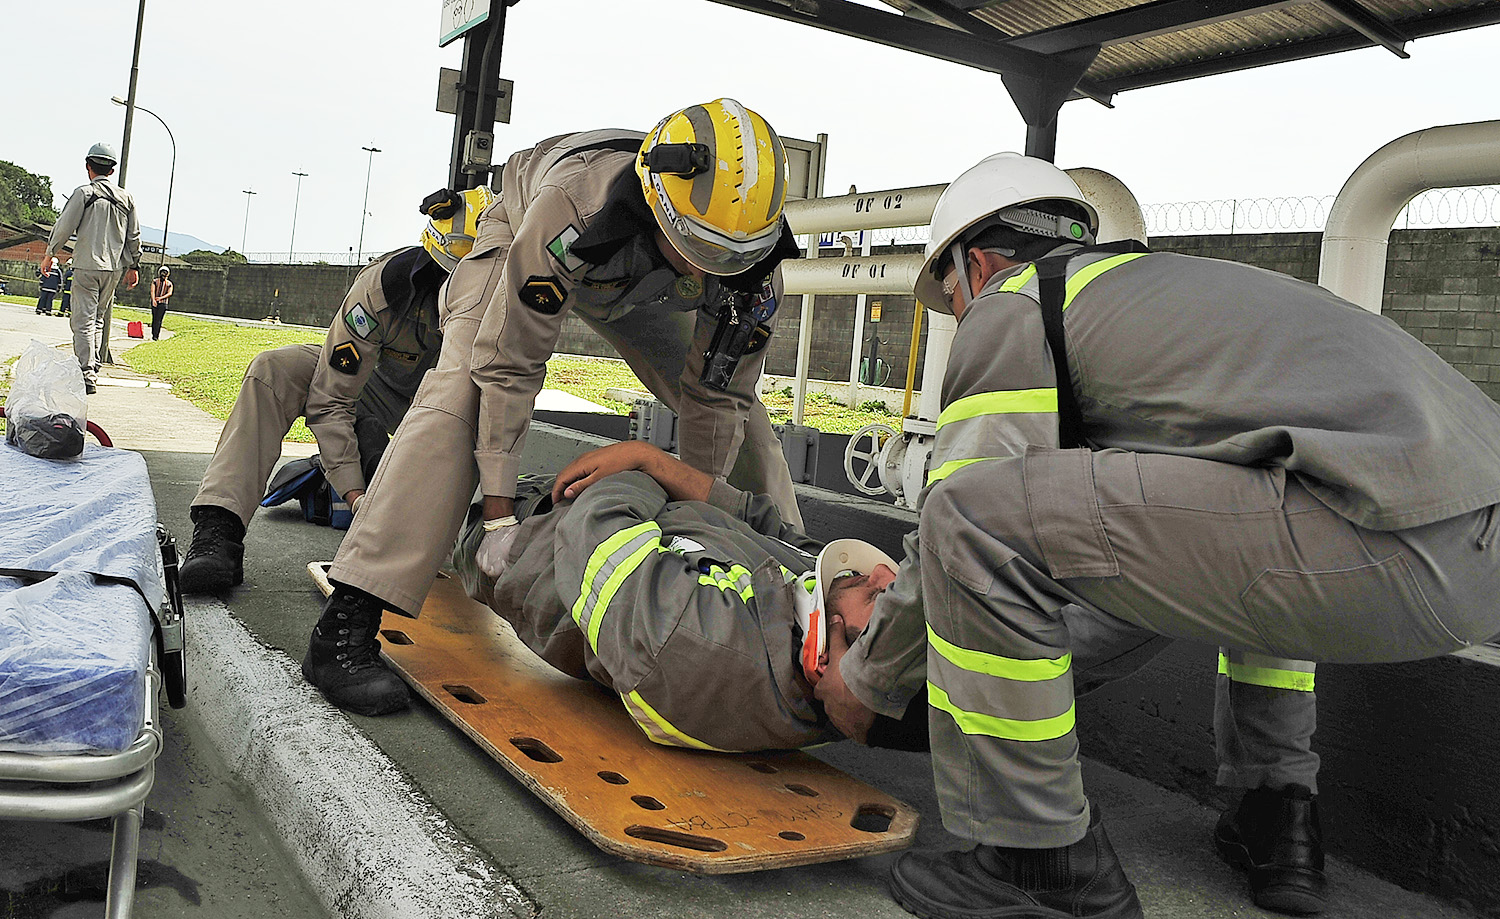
0, 444, 163, 754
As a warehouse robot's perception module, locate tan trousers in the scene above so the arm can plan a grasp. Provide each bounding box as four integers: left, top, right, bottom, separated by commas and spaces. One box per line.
331, 265, 800, 619
69, 268, 122, 384
193, 344, 320, 526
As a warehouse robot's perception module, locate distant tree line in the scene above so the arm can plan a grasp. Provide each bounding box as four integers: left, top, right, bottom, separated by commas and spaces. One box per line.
0, 160, 59, 226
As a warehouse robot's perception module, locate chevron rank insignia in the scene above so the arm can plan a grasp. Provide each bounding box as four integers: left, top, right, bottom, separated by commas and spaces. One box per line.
330, 342, 362, 375
344, 302, 378, 339
520, 275, 566, 314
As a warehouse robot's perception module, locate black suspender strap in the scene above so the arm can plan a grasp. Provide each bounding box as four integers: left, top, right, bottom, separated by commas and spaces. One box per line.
1031, 240, 1151, 450
1033, 256, 1085, 450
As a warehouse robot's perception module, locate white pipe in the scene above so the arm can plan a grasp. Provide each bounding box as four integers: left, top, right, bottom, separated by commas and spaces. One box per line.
781, 254, 925, 295
785, 185, 946, 235
1320, 120, 1500, 312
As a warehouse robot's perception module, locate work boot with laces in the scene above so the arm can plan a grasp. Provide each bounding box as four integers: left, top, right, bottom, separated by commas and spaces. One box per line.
889, 807, 1144, 919
178, 505, 246, 593
1215, 783, 1327, 914
302, 587, 409, 716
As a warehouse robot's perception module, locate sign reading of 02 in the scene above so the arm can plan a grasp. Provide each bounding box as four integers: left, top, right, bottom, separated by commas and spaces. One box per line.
841, 261, 891, 280
440, 0, 490, 47
853, 193, 904, 214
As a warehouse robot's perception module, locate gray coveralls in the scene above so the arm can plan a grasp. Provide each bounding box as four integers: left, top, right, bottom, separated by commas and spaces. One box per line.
332, 130, 801, 618
456, 471, 834, 752
45, 177, 142, 385
841, 246, 1500, 849
192, 247, 443, 526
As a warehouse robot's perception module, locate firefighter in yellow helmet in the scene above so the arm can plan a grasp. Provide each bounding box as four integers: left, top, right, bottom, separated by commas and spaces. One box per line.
180, 188, 488, 594
305, 100, 806, 717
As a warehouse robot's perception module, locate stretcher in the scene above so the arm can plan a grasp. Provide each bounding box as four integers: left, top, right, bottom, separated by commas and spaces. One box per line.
310, 562, 919, 873
0, 443, 187, 919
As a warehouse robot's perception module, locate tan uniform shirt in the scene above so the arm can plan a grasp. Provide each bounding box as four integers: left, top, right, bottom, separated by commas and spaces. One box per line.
305, 247, 444, 498
47, 178, 142, 272
464, 130, 783, 498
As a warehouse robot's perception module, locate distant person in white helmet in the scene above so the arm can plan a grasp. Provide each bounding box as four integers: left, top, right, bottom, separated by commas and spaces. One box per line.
42, 142, 142, 394
813, 152, 1500, 919
148, 265, 173, 340
178, 188, 490, 595
306, 99, 804, 717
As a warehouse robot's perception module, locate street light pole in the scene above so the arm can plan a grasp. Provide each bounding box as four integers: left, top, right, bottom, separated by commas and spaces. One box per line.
356, 144, 381, 265
118, 0, 147, 187
289, 170, 309, 263
241, 189, 257, 255
111, 96, 174, 269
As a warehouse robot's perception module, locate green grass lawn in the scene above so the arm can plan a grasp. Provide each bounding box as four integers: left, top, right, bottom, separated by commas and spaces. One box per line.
5, 297, 896, 439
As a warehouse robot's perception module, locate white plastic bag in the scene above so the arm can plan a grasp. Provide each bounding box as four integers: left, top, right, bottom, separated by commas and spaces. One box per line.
4, 340, 88, 459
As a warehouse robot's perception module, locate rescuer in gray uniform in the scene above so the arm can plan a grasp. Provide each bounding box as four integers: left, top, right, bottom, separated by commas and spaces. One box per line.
178, 188, 489, 593
42, 142, 142, 394
306, 99, 804, 717
453, 441, 910, 753
814, 153, 1500, 919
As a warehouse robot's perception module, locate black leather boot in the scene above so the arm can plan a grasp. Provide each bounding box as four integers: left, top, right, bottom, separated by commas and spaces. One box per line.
1215, 783, 1327, 915
889, 810, 1143, 919
302, 587, 410, 716
179, 505, 246, 593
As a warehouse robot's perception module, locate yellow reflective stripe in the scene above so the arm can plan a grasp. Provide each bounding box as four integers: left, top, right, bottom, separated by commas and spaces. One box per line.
936, 389, 1058, 430
1217, 652, 1316, 692
928, 624, 1071, 681
624, 690, 729, 752
928, 682, 1075, 742
927, 457, 993, 486
570, 521, 661, 651
1063, 253, 1147, 310
998, 264, 1036, 293
697, 563, 755, 603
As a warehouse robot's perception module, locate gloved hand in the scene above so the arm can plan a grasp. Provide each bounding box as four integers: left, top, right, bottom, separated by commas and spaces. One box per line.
475, 517, 521, 579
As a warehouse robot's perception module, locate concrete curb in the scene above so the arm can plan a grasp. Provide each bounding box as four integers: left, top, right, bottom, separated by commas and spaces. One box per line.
183, 598, 535, 919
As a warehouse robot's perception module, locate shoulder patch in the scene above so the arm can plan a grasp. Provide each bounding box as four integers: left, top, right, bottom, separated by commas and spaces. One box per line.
519, 275, 567, 314
343, 302, 379, 339
330, 342, 362, 375
546, 225, 585, 272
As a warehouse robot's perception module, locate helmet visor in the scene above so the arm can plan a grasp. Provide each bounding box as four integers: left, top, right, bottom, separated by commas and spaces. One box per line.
647, 173, 779, 276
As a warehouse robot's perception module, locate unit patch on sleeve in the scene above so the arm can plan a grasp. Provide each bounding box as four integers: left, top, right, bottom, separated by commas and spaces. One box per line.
330, 342, 362, 375
343, 302, 379, 339
519, 275, 567, 314
546, 225, 585, 272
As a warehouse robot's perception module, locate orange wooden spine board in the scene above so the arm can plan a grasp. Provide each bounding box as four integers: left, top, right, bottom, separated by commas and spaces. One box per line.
309, 563, 918, 873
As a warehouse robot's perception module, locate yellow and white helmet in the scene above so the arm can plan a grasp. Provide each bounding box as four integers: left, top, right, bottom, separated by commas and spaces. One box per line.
420, 185, 495, 272
637, 98, 788, 276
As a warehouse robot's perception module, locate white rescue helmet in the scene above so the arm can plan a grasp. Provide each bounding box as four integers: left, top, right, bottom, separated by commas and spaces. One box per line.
915, 152, 1099, 313
86, 142, 119, 168
800, 539, 900, 682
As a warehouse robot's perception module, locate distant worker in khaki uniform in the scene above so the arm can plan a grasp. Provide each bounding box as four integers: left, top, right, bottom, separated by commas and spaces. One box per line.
306, 99, 804, 717
177, 190, 489, 594
42, 142, 142, 394
813, 153, 1500, 919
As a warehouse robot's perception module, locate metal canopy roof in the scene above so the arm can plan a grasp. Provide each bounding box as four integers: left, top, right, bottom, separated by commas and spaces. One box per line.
703, 0, 1500, 157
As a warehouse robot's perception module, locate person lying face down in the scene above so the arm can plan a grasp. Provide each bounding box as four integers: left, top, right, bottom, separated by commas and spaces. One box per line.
453, 440, 921, 752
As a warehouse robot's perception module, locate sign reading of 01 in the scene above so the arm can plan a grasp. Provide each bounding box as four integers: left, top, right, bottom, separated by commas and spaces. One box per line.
440, 0, 490, 47
841, 262, 891, 280
853, 193, 905, 214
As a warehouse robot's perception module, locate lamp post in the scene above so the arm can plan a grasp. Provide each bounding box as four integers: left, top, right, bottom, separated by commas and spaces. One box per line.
241, 189, 257, 255
289, 170, 309, 263
111, 95, 173, 269
356, 144, 381, 265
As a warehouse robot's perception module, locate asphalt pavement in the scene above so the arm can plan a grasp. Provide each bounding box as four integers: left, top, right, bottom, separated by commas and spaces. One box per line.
0, 298, 1477, 919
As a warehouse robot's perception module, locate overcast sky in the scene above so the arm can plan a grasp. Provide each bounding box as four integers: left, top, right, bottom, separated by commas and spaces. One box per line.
6, 0, 1496, 259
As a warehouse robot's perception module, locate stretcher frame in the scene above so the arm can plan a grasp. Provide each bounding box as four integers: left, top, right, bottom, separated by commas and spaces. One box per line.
0, 526, 186, 919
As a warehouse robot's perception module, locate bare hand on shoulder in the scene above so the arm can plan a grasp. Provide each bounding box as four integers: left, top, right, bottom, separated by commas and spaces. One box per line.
551, 441, 661, 504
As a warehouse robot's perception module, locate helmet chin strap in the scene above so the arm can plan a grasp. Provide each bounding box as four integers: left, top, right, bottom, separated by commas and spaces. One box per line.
950, 240, 975, 306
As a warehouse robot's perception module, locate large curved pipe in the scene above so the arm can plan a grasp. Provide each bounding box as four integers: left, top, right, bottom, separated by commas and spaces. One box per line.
1320, 120, 1500, 312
